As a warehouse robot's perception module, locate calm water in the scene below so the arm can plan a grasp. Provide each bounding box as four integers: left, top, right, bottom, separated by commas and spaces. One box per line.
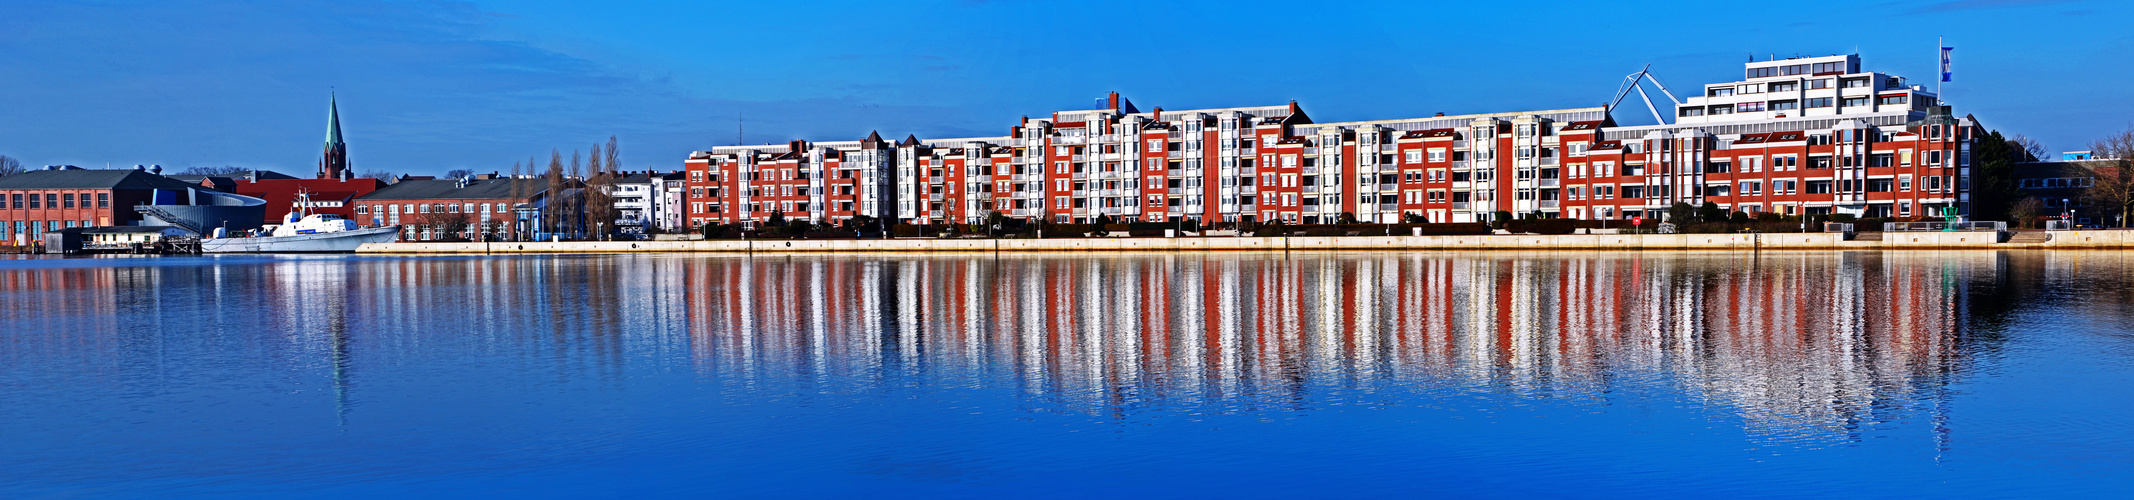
0, 251, 2129, 497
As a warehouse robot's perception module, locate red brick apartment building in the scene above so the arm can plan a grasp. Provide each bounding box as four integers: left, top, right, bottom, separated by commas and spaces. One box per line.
685, 54, 1983, 227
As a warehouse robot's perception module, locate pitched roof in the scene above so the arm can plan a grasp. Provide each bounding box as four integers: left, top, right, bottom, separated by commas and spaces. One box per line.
358, 177, 550, 201
326, 93, 345, 146
0, 168, 223, 192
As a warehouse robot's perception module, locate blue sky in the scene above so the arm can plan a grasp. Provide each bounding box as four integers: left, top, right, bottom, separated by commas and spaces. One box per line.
2, 0, 2128, 176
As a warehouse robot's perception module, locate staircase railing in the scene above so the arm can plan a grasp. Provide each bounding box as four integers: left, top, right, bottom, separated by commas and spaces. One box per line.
136, 205, 207, 235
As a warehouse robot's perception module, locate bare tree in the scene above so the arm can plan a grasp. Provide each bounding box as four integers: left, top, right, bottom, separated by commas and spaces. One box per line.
418, 210, 471, 241
180, 165, 250, 176
0, 155, 21, 177
2077, 127, 2134, 227
444, 168, 475, 179
2009, 134, 2048, 163
2009, 197, 2044, 228
359, 170, 398, 183
546, 150, 565, 237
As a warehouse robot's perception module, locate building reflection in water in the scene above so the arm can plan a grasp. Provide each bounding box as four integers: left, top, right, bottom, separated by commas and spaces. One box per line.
676, 251, 2030, 443
10, 251, 2122, 444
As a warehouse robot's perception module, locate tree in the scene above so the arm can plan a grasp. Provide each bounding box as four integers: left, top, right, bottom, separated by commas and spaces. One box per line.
1336, 212, 1359, 224
417, 211, 471, 241
584, 142, 613, 240
2076, 127, 2134, 227
444, 169, 475, 179
1668, 202, 1695, 224
2010, 133, 2047, 162
768, 210, 787, 227
1697, 202, 1726, 223
2010, 197, 2045, 228
180, 166, 249, 176
1402, 212, 1427, 224
545, 150, 565, 237
0, 155, 22, 176
1971, 129, 2033, 221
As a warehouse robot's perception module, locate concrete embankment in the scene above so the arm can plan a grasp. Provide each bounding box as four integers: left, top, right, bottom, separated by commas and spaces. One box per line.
352, 230, 2134, 254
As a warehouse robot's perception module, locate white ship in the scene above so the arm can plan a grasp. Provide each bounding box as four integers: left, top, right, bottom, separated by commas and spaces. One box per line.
202, 192, 400, 253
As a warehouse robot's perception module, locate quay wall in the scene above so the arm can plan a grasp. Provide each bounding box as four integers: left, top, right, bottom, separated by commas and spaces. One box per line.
355, 231, 2134, 254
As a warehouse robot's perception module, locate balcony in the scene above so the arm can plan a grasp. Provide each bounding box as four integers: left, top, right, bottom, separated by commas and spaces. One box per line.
1452, 202, 1470, 210
1167, 151, 1183, 159
1539, 178, 1559, 187
929, 176, 944, 184
1540, 157, 1559, 166
1379, 183, 1397, 191
1540, 200, 1560, 209
1379, 204, 1399, 211
1452, 161, 1470, 169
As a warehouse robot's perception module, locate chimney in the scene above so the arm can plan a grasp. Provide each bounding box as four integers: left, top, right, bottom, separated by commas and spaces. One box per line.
1434, 112, 1445, 117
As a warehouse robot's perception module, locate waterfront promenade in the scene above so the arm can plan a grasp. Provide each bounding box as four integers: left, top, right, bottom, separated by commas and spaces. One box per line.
356, 230, 2133, 254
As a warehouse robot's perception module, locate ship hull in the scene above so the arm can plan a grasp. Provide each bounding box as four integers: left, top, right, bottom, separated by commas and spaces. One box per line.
201, 226, 401, 253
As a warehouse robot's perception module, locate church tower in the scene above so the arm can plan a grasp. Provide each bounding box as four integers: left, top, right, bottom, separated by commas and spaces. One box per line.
319, 94, 350, 180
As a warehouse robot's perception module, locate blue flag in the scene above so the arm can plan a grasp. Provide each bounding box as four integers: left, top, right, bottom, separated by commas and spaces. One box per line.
1941, 47, 1953, 82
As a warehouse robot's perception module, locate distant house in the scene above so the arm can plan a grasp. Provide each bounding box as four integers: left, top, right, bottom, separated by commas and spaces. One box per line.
0, 166, 263, 244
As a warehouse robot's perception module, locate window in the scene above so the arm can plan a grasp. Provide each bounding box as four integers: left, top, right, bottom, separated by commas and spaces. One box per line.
1708, 87, 1735, 97
1841, 97, 1870, 107
1428, 150, 1445, 162
1736, 102, 1765, 113
63, 194, 74, 209
1841, 78, 1871, 89
1709, 105, 1734, 115
1807, 79, 1832, 89
1680, 107, 1705, 117
9, 194, 19, 209
1770, 100, 1798, 111
1404, 151, 1422, 164
1879, 95, 1908, 105
1806, 98, 1834, 108
1705, 162, 1731, 174
1770, 82, 1798, 92
1867, 179, 1893, 192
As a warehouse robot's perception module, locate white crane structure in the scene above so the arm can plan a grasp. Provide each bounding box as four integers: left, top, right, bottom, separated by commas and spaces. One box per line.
1606, 65, 1684, 125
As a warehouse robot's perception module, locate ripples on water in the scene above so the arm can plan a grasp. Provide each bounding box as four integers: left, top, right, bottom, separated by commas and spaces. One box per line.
0, 251, 2128, 497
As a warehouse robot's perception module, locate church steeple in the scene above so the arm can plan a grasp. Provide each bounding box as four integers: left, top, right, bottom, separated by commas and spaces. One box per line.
320, 93, 350, 180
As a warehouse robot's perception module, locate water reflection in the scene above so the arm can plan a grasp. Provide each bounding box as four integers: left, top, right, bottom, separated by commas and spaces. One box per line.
3, 251, 2117, 445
